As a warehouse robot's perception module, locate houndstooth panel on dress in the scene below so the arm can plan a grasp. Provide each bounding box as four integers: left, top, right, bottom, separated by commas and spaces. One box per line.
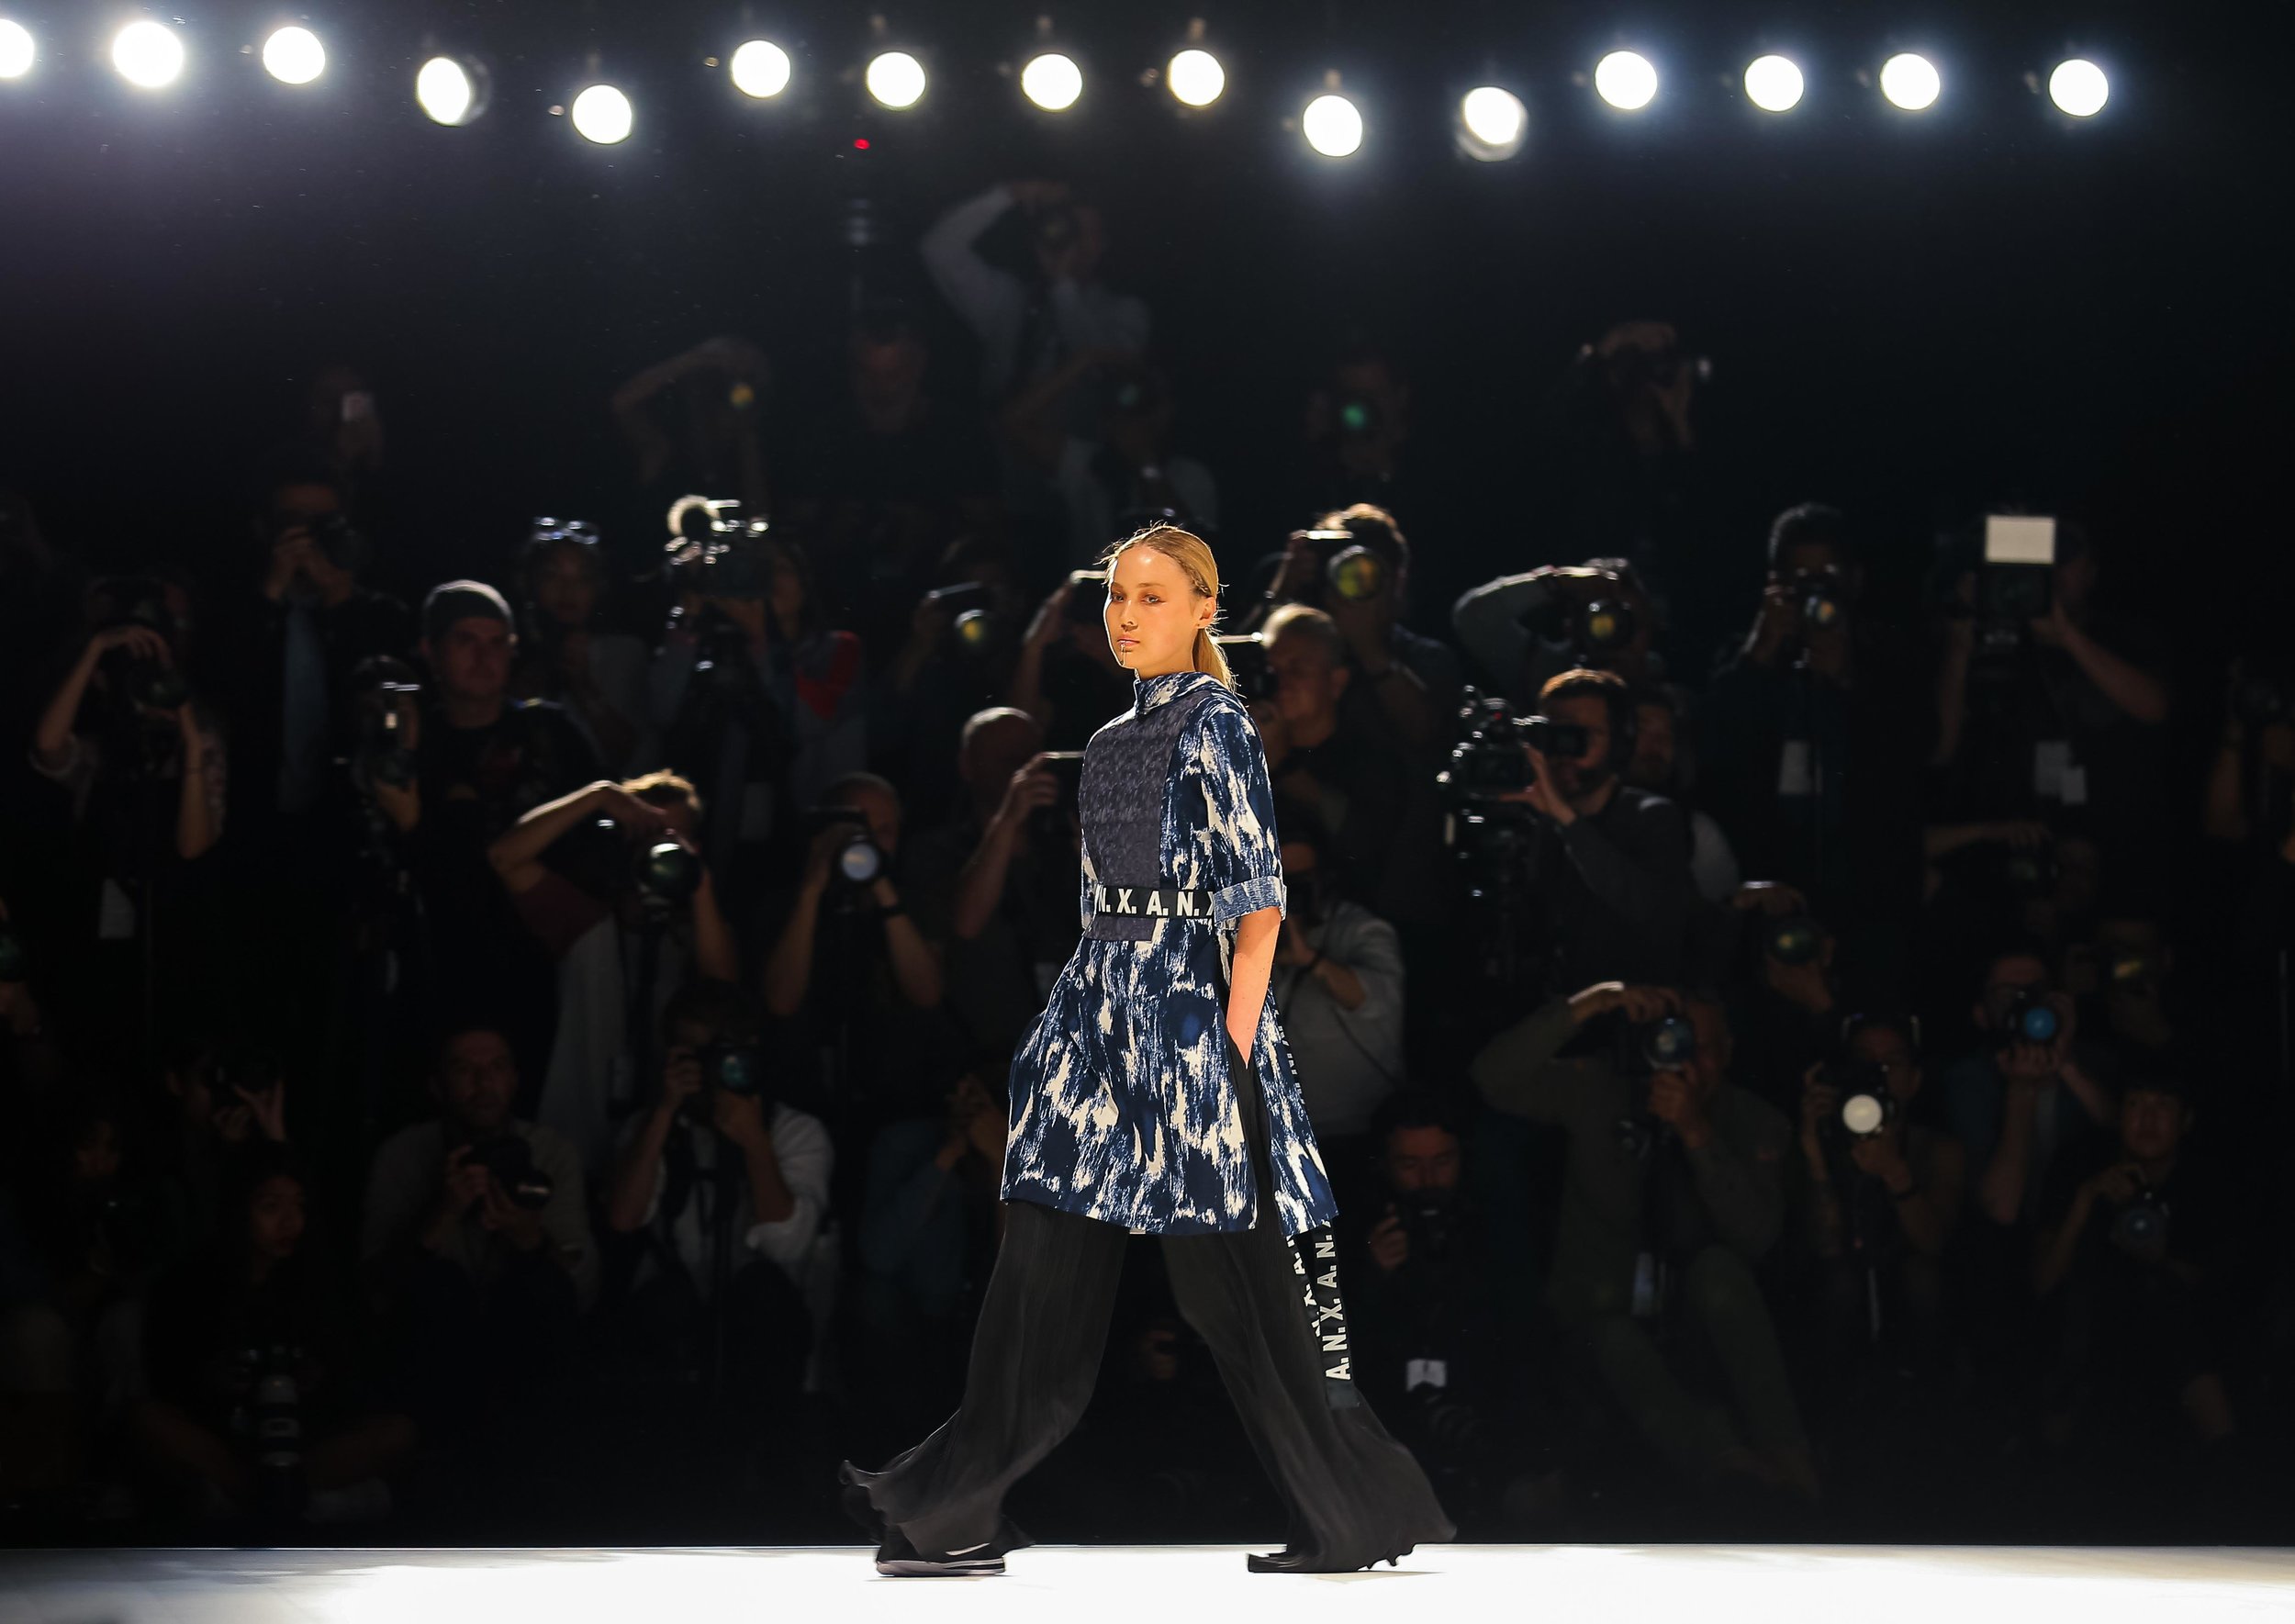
1002, 668, 1340, 1237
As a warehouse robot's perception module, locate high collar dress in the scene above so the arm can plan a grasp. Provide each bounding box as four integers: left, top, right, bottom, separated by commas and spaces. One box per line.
1002, 668, 1341, 1238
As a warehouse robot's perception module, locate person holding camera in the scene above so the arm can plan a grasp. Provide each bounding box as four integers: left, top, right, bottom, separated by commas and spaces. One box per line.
2026, 1071, 2239, 1464
610, 334, 773, 539
1468, 980, 1818, 1503
1246, 505, 1461, 759
1793, 1013, 1966, 1383
1270, 815, 1405, 1149
604, 979, 832, 1406
1494, 667, 1694, 995
1450, 557, 1663, 706
922, 179, 1149, 421
487, 770, 738, 1178
359, 1026, 596, 1428
1006, 567, 1132, 751
1701, 505, 1926, 932
758, 770, 946, 1111
507, 521, 650, 776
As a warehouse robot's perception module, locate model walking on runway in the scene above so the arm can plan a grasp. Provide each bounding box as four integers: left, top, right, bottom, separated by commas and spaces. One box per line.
839, 524, 1453, 1575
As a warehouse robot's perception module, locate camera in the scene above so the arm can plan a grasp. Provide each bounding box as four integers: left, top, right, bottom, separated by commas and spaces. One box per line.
1212, 632, 1274, 701
1334, 395, 1382, 440
805, 805, 884, 886
558, 813, 702, 914
297, 511, 370, 577
1618, 1014, 1697, 1078
2110, 1182, 2170, 1254
1029, 751, 1084, 847
923, 579, 1006, 656
1793, 571, 1847, 634
1523, 590, 1638, 663
1995, 986, 2063, 1049
91, 576, 191, 713
1971, 514, 2056, 658
1289, 528, 1391, 604
1763, 915, 1824, 968
1063, 568, 1107, 625
230, 1340, 308, 1520
1439, 691, 1588, 802
665, 498, 775, 601
1817, 1059, 1898, 1149
349, 660, 420, 790
1395, 1186, 1460, 1260
1032, 200, 1082, 257
463, 1135, 554, 1210
1603, 343, 1710, 394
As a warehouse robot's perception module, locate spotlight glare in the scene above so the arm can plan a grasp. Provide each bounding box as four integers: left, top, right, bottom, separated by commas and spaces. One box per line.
1458, 85, 1527, 160
416, 56, 480, 125
729, 39, 791, 98
1880, 53, 1941, 111
1594, 50, 1657, 110
1302, 92, 1362, 158
1021, 51, 1081, 111
262, 26, 324, 85
0, 19, 34, 80
1743, 54, 1804, 112
112, 19, 185, 89
866, 50, 925, 108
1168, 47, 1224, 106
570, 84, 633, 144
2049, 59, 2109, 118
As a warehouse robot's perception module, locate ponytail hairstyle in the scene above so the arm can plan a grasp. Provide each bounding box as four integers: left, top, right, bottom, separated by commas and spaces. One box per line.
1098, 523, 1236, 692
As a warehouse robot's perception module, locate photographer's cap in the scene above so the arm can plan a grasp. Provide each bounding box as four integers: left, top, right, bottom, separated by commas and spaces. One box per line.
422, 579, 513, 645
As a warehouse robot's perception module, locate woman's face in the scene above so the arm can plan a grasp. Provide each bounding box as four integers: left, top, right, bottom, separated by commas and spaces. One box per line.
1104, 546, 1211, 678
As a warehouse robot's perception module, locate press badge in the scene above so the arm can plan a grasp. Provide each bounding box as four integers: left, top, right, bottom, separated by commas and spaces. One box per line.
2033, 740, 2073, 800
1776, 740, 1815, 797
1404, 1357, 1450, 1392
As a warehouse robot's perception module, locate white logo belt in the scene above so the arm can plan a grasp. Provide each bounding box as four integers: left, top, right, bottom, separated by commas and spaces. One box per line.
1091, 883, 1215, 920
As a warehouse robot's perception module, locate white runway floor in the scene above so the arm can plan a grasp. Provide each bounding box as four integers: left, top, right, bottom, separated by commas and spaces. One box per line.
2, 1543, 2291, 1624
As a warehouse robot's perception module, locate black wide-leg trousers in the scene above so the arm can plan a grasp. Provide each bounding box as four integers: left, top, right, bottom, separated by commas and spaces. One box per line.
845, 1036, 1453, 1565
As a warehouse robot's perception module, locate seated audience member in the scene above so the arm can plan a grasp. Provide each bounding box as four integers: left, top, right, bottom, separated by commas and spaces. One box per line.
488, 770, 738, 1178
605, 980, 832, 1405
507, 520, 652, 776
1469, 980, 1819, 1502
2029, 1070, 2239, 1463
1269, 815, 1405, 1147
1793, 1012, 1966, 1383
133, 1146, 413, 1526
360, 1026, 596, 1427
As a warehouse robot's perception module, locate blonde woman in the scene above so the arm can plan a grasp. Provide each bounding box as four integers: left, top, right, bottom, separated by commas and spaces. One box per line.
841, 525, 1451, 1574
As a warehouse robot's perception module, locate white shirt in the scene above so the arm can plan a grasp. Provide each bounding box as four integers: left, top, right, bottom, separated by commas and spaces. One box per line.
622, 1101, 834, 1295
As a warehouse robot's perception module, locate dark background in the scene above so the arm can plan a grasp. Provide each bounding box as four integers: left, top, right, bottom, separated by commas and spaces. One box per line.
0, 0, 2287, 630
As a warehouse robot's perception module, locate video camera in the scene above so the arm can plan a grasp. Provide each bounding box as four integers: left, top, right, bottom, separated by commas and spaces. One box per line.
1438, 690, 1588, 804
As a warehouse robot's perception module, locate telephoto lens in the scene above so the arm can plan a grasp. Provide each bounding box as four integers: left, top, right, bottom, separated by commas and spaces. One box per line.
1997, 987, 2062, 1047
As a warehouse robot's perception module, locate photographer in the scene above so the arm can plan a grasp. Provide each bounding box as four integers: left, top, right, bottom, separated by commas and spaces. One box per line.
998, 348, 1220, 571
1345, 1091, 1510, 1522
487, 771, 738, 1178
648, 529, 867, 912
1794, 1013, 1966, 1379
1005, 567, 1130, 751
604, 980, 831, 1404
1938, 946, 2117, 1233
610, 335, 772, 542
1451, 558, 1662, 704
758, 772, 946, 1109
133, 1145, 413, 1527
908, 708, 1085, 1059
1247, 505, 1461, 759
1701, 504, 1928, 927
507, 521, 650, 776
1622, 687, 1741, 903
359, 1026, 596, 1425
1468, 981, 1818, 1501
1493, 667, 1693, 992
1251, 603, 1417, 919
921, 179, 1149, 419
1290, 337, 1425, 537
1271, 816, 1405, 1145
2027, 1072, 2238, 1462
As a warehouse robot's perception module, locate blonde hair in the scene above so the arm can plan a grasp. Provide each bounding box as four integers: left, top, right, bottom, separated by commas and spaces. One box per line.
1098, 523, 1235, 692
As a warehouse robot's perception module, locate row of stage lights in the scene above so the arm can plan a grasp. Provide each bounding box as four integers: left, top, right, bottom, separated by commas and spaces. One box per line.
0, 17, 2116, 155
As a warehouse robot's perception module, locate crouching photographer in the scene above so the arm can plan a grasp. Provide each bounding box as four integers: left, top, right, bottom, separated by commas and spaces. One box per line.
1468, 980, 1819, 1504
1794, 1013, 1966, 1394
604, 979, 831, 1410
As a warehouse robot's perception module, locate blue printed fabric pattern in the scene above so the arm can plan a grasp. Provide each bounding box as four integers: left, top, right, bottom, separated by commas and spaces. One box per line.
1002, 669, 1340, 1237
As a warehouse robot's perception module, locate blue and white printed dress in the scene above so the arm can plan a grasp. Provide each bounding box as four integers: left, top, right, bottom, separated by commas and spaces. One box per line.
1002, 668, 1341, 1238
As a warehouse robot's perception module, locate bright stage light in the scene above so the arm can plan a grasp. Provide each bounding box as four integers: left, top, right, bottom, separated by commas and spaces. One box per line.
1021, 52, 1081, 111
866, 50, 925, 108
1302, 93, 1362, 157
0, 19, 34, 80
416, 56, 486, 126
1743, 55, 1803, 112
1168, 47, 1223, 106
1458, 86, 1526, 161
1594, 50, 1657, 111
113, 19, 185, 89
570, 84, 633, 144
1880, 53, 1941, 111
730, 39, 791, 98
262, 26, 324, 85
2049, 59, 2108, 118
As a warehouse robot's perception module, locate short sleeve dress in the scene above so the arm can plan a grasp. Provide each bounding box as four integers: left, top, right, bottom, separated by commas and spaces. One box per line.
1002, 668, 1341, 1238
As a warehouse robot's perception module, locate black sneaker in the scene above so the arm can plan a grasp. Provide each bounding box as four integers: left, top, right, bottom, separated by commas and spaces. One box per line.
873, 1527, 1004, 1577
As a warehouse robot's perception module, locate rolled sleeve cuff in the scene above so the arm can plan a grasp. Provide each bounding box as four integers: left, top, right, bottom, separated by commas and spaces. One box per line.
1212, 874, 1287, 924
